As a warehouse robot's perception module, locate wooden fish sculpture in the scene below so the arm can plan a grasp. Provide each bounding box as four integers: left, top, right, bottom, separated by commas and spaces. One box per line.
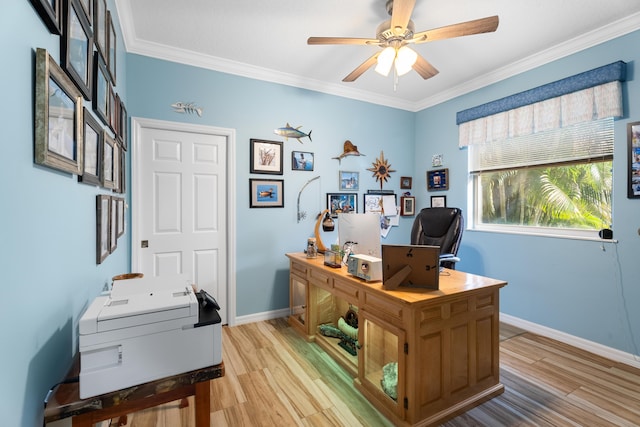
274, 123, 312, 143
332, 140, 365, 163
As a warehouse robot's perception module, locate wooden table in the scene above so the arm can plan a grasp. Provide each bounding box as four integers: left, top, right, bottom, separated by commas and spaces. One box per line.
44, 357, 224, 426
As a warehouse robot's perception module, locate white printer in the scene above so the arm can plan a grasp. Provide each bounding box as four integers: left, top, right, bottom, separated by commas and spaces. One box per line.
78, 275, 222, 398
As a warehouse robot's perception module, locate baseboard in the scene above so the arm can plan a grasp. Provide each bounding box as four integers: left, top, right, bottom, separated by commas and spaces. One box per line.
235, 308, 290, 326
501, 313, 640, 369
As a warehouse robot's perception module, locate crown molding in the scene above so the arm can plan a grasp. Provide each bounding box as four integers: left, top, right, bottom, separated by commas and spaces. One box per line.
114, 0, 640, 113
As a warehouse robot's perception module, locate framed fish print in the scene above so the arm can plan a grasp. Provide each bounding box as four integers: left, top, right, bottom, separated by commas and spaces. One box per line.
250, 139, 283, 175
249, 179, 284, 208
34, 48, 84, 175
78, 107, 103, 186
62, 0, 93, 100
29, 0, 62, 34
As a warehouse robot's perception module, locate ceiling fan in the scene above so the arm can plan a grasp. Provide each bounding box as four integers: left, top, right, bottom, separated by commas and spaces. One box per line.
307, 0, 499, 82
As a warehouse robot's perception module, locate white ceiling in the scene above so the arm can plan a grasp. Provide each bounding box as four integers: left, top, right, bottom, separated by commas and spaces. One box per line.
114, 0, 640, 111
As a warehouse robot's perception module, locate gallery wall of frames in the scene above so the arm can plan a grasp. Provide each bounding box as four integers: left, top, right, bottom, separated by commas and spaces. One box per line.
30, 0, 127, 264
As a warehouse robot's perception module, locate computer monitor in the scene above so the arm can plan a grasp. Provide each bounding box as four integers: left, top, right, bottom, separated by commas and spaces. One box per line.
338, 213, 381, 258
381, 244, 440, 290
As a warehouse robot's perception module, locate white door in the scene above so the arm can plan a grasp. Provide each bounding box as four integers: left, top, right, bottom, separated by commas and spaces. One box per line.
131, 118, 236, 325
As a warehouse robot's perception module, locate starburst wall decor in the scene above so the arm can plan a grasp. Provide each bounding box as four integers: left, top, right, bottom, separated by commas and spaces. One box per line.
367, 151, 396, 190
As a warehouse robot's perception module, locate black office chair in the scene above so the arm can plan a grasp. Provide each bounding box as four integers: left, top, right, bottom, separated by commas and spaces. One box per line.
410, 207, 464, 269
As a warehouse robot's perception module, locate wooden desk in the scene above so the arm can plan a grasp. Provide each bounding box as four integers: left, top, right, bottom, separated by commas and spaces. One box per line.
44, 357, 224, 426
286, 252, 507, 427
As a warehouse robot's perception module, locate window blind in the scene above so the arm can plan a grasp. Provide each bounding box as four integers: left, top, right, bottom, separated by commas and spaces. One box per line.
469, 117, 613, 173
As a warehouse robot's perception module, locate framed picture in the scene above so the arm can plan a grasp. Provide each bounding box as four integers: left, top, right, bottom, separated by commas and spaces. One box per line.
77, 0, 92, 22
96, 194, 110, 264
34, 48, 83, 175
400, 196, 415, 216
102, 132, 116, 189
431, 195, 447, 208
118, 97, 128, 150
427, 168, 449, 191
112, 142, 121, 193
78, 107, 102, 186
106, 10, 117, 84
249, 179, 284, 208
327, 193, 357, 217
292, 151, 314, 171
108, 84, 118, 133
29, 0, 61, 34
250, 139, 283, 174
92, 52, 109, 126
116, 197, 125, 238
339, 171, 359, 191
400, 176, 412, 189
628, 121, 640, 198
93, 0, 107, 61
363, 192, 397, 214
62, 0, 93, 100
109, 196, 118, 253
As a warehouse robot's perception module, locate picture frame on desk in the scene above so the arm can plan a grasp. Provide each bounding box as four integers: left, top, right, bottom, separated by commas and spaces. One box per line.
34, 48, 84, 176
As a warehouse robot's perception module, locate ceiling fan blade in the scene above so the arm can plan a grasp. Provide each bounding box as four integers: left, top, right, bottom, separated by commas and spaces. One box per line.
412, 54, 439, 80
411, 15, 499, 44
307, 37, 380, 46
390, 0, 416, 36
342, 52, 380, 82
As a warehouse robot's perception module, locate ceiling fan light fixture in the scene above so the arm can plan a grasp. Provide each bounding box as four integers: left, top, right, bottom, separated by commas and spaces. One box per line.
395, 46, 417, 76
375, 46, 396, 76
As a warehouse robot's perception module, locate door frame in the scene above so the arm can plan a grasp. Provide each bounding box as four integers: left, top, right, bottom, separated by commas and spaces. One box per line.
130, 117, 237, 325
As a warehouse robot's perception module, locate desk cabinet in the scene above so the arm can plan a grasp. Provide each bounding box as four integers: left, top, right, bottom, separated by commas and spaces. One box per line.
286, 253, 507, 427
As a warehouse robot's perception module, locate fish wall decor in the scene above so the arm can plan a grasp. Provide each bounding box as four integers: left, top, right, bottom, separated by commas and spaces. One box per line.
171, 102, 203, 117
332, 140, 365, 163
274, 123, 312, 143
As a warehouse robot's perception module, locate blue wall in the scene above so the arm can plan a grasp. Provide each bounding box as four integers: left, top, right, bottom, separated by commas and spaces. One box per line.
1, 2, 128, 426
3, 1, 639, 425
415, 30, 640, 356
125, 54, 416, 316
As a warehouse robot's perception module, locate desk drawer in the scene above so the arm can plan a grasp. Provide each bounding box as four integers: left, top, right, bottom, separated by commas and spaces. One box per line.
309, 268, 332, 290
333, 278, 360, 304
290, 261, 307, 278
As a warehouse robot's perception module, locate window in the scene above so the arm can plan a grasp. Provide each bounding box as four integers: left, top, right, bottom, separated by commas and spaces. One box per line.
469, 118, 613, 237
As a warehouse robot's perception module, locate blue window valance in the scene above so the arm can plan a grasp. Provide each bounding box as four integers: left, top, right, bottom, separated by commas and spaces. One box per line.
456, 61, 626, 125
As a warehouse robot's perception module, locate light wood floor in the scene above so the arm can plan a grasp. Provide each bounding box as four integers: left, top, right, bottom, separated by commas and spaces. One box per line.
118, 319, 640, 426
